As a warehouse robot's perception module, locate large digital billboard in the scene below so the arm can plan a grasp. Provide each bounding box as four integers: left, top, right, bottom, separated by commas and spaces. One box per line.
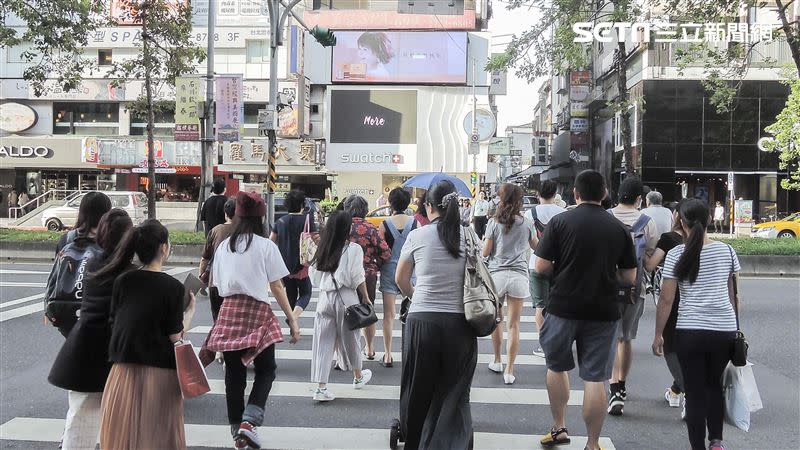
329, 90, 417, 145
331, 31, 467, 84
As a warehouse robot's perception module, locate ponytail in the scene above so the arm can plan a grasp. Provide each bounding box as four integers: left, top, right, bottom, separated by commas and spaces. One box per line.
427, 181, 461, 258
91, 219, 169, 282
673, 199, 710, 283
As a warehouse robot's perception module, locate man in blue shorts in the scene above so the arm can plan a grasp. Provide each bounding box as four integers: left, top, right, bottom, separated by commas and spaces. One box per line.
534, 170, 637, 450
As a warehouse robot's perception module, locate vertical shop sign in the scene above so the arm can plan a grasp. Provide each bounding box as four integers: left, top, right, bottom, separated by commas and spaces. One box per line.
175, 76, 201, 140
216, 75, 244, 141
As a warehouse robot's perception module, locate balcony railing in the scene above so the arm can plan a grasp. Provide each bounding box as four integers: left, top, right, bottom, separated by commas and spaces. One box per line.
652, 37, 794, 68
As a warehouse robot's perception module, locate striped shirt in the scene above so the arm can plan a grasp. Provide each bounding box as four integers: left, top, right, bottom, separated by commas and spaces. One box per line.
662, 241, 740, 332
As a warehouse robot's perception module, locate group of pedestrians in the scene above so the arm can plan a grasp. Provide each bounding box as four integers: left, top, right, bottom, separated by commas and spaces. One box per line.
44, 171, 743, 450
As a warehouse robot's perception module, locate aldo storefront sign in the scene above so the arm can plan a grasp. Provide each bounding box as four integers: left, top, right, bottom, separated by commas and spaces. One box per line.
0, 145, 53, 158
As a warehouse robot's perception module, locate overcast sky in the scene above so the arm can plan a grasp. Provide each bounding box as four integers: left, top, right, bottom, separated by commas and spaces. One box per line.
488, 1, 544, 135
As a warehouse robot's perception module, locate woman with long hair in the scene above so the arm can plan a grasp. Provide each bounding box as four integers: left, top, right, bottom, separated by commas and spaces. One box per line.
343, 195, 390, 360
483, 183, 537, 384
309, 211, 373, 401
377, 187, 416, 367
98, 219, 195, 450
395, 180, 475, 449
413, 191, 430, 226
55, 192, 112, 253
202, 192, 301, 450
653, 199, 741, 450
645, 199, 688, 416
48, 209, 133, 450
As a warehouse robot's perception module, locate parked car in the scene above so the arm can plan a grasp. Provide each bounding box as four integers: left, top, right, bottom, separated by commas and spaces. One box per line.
752, 212, 800, 238
273, 197, 322, 226
41, 191, 148, 231
365, 205, 413, 227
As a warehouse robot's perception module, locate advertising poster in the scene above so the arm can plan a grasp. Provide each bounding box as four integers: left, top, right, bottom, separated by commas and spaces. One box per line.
174, 76, 201, 141
734, 199, 754, 223
332, 31, 467, 84
329, 90, 417, 144
215, 75, 243, 142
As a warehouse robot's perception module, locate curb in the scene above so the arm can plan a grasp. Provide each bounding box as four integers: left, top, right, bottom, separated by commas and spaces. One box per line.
1, 241, 798, 277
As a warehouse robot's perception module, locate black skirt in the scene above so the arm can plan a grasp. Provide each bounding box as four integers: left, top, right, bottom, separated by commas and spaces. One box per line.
400, 312, 477, 450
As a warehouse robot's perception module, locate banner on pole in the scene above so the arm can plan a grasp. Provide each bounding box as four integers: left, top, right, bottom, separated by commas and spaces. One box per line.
175, 76, 201, 141
215, 75, 244, 142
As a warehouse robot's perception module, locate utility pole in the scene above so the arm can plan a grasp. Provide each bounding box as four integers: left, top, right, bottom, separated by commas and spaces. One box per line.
471, 57, 478, 198
265, 0, 335, 230
196, 0, 216, 232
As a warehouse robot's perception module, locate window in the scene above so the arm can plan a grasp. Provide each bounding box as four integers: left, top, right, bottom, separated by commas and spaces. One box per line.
246, 41, 268, 63
110, 195, 130, 208
130, 105, 175, 137
98, 49, 113, 66
53, 102, 119, 135
7, 42, 34, 63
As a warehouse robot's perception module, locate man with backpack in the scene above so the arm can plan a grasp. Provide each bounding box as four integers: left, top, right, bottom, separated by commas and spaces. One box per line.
607, 177, 659, 416
524, 180, 566, 357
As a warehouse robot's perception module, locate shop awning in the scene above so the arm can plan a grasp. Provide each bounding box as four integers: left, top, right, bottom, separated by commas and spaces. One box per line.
505, 165, 547, 183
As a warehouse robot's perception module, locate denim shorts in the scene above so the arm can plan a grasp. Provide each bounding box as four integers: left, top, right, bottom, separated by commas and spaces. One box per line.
540, 314, 620, 382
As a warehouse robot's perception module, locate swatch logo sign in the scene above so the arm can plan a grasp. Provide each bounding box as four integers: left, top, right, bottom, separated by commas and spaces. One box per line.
339, 153, 403, 164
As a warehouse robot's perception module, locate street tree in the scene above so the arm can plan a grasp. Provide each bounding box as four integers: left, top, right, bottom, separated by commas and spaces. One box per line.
0, 0, 106, 96
487, 0, 643, 176
108, 0, 205, 219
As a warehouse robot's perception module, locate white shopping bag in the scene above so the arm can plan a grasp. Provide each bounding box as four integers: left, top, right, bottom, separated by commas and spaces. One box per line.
723, 362, 763, 432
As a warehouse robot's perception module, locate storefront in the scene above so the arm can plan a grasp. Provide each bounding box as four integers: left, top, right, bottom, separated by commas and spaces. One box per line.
83, 138, 220, 202
325, 86, 488, 205
1, 137, 113, 217
217, 139, 331, 199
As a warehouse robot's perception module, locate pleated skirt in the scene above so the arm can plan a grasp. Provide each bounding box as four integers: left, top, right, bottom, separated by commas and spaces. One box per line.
99, 363, 186, 450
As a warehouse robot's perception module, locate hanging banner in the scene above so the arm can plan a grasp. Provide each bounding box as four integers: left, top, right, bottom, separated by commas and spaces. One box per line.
215, 75, 243, 142
175, 76, 202, 141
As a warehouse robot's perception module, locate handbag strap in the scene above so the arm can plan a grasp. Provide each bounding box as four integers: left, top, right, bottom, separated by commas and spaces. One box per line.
728, 244, 741, 331
303, 213, 311, 234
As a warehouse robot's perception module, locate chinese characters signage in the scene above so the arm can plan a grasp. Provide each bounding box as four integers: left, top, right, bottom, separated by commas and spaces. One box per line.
216, 75, 243, 142
220, 140, 317, 167
573, 22, 780, 44
175, 76, 201, 141
570, 71, 590, 118
84, 139, 203, 167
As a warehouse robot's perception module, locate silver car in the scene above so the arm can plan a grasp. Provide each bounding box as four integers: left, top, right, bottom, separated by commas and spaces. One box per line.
41, 191, 148, 231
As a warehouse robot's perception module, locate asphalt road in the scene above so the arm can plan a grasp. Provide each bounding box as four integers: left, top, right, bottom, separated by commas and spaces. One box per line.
0, 260, 798, 449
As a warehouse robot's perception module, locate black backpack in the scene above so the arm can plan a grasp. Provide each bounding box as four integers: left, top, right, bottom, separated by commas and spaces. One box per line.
44, 231, 103, 336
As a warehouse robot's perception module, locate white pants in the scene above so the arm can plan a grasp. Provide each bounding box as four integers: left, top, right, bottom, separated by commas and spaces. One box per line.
311, 288, 362, 384
62, 390, 102, 450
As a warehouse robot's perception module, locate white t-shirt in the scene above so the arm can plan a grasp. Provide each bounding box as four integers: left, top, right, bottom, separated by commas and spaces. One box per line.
212, 234, 289, 303
662, 241, 740, 332
525, 203, 566, 268
642, 205, 674, 238
714, 206, 725, 221
473, 199, 491, 217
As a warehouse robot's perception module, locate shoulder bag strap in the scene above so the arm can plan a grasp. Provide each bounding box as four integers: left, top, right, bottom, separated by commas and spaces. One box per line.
728, 244, 740, 331
304, 213, 310, 234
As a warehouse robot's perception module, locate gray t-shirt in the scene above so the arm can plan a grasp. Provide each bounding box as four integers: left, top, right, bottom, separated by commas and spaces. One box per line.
486, 216, 535, 275
399, 223, 466, 314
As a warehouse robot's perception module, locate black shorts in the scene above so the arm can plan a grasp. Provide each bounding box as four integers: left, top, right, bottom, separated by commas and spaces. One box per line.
540, 314, 620, 382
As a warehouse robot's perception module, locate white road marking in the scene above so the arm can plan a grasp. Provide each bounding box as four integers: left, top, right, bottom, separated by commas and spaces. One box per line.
0, 417, 616, 449
0, 303, 43, 322
0, 293, 43, 308
188, 325, 540, 340
0, 282, 46, 288
0, 270, 50, 275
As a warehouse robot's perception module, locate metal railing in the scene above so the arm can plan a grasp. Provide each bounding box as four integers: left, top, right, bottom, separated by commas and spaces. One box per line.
7, 189, 83, 220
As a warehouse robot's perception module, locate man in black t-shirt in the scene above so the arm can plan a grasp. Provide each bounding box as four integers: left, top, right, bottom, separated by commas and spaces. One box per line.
200, 179, 228, 236
533, 170, 637, 450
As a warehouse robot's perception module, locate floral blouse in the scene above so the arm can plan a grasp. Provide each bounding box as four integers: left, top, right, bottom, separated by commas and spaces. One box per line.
349, 217, 391, 277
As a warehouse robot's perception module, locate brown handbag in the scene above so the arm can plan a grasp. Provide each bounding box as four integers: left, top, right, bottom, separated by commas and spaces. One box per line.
174, 340, 211, 399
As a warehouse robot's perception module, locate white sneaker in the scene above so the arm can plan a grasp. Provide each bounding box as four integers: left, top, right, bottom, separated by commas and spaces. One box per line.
313, 388, 336, 402
503, 373, 516, 385
488, 362, 504, 373
664, 387, 682, 408
353, 369, 373, 389
533, 346, 546, 358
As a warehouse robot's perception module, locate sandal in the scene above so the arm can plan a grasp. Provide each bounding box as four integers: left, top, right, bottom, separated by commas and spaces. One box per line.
540, 427, 570, 447
362, 344, 376, 360
379, 354, 393, 367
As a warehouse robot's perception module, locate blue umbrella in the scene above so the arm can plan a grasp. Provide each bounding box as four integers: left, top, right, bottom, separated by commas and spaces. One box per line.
402, 172, 472, 197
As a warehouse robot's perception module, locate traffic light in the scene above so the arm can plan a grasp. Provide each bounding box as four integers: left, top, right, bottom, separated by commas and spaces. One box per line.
311, 26, 336, 47
470, 172, 477, 185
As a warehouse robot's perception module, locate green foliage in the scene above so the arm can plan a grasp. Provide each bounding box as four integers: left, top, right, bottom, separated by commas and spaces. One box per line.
107, 0, 205, 101
0, 228, 206, 245
0, 0, 107, 96
713, 237, 800, 256
764, 77, 800, 190
319, 200, 340, 217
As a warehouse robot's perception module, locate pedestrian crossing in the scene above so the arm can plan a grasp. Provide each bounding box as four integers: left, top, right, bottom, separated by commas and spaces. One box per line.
0, 417, 617, 449
0, 264, 620, 449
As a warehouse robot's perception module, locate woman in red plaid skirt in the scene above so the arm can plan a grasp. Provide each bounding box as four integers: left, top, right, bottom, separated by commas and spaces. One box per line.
202, 192, 301, 450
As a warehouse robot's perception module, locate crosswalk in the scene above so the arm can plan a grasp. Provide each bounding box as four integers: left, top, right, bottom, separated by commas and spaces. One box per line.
0, 265, 618, 449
